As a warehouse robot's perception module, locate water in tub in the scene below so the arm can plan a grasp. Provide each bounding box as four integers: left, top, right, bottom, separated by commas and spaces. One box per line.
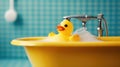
41, 27, 101, 42
73, 27, 102, 42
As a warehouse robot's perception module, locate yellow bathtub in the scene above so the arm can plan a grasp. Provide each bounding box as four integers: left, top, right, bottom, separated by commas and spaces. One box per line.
11, 36, 120, 67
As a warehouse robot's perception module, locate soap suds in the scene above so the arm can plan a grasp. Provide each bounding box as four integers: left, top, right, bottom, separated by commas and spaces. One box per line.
40, 27, 102, 42
73, 27, 102, 42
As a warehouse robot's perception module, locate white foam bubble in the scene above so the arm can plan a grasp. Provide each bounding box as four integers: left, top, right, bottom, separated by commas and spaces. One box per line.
73, 27, 102, 42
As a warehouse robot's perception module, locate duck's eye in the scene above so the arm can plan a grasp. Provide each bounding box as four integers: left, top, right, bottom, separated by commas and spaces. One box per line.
64, 24, 68, 27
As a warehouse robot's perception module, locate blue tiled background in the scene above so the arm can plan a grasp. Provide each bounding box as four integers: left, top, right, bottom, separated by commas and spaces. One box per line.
0, 0, 120, 60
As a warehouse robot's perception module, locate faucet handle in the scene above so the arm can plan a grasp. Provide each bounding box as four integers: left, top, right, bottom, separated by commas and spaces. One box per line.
97, 14, 103, 19
63, 16, 71, 21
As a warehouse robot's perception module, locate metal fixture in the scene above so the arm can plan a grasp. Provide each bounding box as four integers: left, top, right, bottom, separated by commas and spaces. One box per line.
63, 14, 108, 37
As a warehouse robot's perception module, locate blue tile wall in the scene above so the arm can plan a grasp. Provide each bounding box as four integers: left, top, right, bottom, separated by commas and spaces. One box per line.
0, 0, 120, 58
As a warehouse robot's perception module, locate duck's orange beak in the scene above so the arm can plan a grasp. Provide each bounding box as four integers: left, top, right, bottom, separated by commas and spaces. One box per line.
57, 25, 65, 31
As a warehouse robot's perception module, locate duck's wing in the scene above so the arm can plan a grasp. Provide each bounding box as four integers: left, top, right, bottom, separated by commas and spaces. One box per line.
48, 32, 56, 37
69, 34, 80, 41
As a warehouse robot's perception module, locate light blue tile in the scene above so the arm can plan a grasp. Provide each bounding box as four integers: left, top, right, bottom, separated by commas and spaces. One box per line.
0, 59, 31, 67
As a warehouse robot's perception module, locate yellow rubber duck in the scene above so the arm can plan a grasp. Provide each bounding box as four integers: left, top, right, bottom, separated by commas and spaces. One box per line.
48, 19, 80, 41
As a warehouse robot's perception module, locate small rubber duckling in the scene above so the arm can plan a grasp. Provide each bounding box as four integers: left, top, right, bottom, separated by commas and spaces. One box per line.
48, 19, 80, 41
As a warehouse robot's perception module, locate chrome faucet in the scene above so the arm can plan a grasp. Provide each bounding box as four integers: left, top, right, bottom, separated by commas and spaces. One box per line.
63, 14, 108, 37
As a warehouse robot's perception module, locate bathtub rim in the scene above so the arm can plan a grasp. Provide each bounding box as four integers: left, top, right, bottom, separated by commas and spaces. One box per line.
11, 36, 120, 47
